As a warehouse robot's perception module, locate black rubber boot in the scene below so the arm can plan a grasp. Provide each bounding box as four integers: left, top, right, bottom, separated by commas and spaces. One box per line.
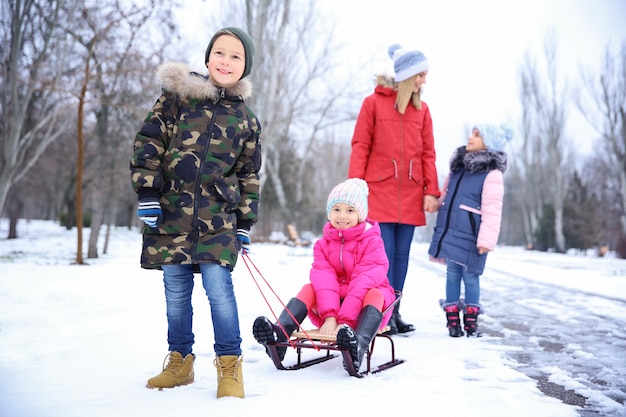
463, 304, 482, 337
384, 310, 398, 335
336, 305, 383, 372
394, 301, 415, 333
252, 298, 308, 360
442, 302, 464, 337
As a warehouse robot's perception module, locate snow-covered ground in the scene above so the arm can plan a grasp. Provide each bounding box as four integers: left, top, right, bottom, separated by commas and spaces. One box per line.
1, 219, 624, 417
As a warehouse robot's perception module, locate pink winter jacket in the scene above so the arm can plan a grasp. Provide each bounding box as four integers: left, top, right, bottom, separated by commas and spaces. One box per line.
308, 220, 396, 330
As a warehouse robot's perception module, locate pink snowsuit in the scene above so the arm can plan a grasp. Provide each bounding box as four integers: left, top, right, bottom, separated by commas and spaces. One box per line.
308, 219, 396, 330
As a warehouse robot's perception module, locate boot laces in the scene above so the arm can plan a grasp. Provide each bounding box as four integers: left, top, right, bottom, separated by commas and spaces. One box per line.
214, 357, 241, 382
162, 352, 183, 374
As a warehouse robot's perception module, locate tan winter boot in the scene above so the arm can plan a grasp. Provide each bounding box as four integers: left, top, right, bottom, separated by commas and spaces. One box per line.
214, 355, 244, 398
146, 351, 194, 390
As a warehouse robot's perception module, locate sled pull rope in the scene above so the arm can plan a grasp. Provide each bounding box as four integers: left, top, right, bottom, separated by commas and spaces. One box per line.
241, 253, 319, 350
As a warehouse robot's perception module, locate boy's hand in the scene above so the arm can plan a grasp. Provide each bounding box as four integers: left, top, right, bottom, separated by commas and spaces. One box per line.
237, 229, 250, 254
137, 198, 162, 228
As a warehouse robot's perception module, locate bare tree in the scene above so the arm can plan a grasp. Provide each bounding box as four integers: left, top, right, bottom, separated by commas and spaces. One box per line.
0, 0, 74, 229
218, 0, 362, 234
540, 32, 570, 253
514, 53, 544, 248
579, 153, 624, 251
63, 0, 177, 261
515, 30, 572, 252
578, 42, 626, 239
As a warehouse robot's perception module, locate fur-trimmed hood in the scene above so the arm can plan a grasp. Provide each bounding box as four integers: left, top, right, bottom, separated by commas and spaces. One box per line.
375, 74, 396, 88
155, 62, 253, 102
449, 146, 508, 174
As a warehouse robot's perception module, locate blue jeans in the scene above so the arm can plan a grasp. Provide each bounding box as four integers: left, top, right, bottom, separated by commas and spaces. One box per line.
379, 223, 415, 293
161, 263, 242, 357
445, 260, 480, 305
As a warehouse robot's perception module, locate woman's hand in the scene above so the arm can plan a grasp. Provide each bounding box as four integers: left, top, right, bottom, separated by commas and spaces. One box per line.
423, 195, 439, 213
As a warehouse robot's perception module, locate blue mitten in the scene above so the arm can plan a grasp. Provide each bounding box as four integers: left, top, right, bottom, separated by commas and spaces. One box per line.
237, 229, 250, 254
137, 198, 162, 228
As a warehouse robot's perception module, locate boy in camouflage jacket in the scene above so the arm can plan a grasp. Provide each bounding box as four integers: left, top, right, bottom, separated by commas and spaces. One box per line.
130, 27, 261, 399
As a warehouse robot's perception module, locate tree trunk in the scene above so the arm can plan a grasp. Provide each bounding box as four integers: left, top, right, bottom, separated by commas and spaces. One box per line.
7, 199, 23, 239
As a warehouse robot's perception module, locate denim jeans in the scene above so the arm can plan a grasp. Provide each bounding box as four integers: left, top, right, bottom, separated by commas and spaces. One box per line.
379, 223, 415, 293
161, 263, 242, 357
445, 259, 480, 305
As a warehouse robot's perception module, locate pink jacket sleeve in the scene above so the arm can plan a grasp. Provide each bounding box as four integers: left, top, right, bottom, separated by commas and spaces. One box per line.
477, 170, 504, 250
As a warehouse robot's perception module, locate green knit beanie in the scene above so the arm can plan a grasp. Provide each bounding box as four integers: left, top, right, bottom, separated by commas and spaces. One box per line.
204, 27, 255, 80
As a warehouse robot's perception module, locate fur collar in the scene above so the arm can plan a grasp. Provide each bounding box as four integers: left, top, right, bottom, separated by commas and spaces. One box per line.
449, 146, 508, 174
155, 62, 253, 101
375, 74, 395, 88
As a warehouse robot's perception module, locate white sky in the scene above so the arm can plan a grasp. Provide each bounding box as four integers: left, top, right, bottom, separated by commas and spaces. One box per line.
174, 0, 626, 172
319, 0, 626, 168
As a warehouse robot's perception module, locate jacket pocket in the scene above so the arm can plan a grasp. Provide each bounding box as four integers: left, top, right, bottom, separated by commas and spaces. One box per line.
364, 158, 397, 183
408, 159, 424, 185
457, 198, 482, 236
163, 178, 183, 195
212, 176, 241, 209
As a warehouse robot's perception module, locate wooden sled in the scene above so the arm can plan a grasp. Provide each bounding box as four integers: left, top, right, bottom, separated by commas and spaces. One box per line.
265, 294, 405, 378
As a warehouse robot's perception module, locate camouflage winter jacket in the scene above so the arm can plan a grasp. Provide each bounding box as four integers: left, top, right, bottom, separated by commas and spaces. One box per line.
130, 62, 262, 271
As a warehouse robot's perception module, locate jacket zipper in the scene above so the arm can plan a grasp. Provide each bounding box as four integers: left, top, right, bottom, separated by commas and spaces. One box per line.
397, 113, 404, 221
190, 88, 223, 261
339, 232, 344, 269
434, 170, 465, 257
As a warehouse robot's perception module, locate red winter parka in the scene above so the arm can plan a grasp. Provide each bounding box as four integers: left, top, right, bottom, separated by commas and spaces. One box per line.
348, 77, 440, 226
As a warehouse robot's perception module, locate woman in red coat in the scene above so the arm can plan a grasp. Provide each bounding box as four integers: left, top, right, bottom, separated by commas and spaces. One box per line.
348, 44, 441, 334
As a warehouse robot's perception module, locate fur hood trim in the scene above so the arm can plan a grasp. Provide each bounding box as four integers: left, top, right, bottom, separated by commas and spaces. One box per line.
449, 146, 508, 174
375, 74, 395, 88
156, 62, 253, 101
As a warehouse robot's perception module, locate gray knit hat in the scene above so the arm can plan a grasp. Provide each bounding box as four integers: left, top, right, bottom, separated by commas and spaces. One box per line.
205, 27, 255, 80
388, 44, 429, 82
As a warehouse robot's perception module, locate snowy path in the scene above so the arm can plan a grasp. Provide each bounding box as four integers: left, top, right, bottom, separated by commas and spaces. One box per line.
410, 244, 626, 416
1, 221, 624, 417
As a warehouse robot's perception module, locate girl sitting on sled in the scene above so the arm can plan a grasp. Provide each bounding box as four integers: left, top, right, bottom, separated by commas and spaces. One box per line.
253, 178, 396, 372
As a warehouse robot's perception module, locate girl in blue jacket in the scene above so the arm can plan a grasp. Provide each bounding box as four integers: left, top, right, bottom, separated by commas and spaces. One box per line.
429, 123, 513, 337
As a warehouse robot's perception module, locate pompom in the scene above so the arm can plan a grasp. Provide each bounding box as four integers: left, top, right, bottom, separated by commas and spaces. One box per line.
500, 124, 514, 142
388, 44, 429, 82
388, 44, 403, 60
